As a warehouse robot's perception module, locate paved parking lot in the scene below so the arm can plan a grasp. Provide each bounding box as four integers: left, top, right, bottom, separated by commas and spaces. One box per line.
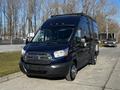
0, 45, 120, 90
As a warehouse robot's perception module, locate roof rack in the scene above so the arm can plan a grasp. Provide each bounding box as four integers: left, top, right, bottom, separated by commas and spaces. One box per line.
51, 13, 86, 17
51, 13, 96, 22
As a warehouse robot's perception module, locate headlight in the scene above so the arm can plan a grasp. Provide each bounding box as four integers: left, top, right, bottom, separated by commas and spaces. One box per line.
113, 42, 116, 44
104, 42, 107, 44
54, 48, 68, 58
21, 49, 26, 55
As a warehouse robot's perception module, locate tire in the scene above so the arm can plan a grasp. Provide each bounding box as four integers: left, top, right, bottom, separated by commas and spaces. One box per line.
26, 74, 34, 78
95, 44, 99, 56
66, 62, 77, 81
90, 54, 97, 65
89, 44, 98, 65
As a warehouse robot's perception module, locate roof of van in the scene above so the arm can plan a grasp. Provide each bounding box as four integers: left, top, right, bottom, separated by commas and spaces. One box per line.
41, 15, 80, 29
41, 13, 96, 29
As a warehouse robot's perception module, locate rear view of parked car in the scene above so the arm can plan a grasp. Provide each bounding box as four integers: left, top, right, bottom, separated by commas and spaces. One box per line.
19, 13, 99, 81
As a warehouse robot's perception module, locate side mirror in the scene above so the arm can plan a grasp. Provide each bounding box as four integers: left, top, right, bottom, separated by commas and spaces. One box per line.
80, 38, 87, 47
26, 38, 31, 44
26, 38, 29, 44
75, 29, 81, 43
81, 38, 85, 43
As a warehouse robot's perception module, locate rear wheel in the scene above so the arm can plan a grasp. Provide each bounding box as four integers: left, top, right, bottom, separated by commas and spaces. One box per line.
95, 44, 99, 56
89, 52, 97, 65
66, 62, 77, 81
91, 54, 97, 65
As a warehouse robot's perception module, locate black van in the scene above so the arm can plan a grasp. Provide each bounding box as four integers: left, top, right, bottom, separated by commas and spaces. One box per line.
19, 13, 99, 81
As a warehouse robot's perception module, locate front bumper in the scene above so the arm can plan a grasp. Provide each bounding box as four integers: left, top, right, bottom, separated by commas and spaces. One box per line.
104, 43, 117, 47
19, 60, 71, 78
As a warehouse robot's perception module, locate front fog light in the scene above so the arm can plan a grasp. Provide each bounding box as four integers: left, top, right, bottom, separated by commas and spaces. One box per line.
54, 48, 68, 58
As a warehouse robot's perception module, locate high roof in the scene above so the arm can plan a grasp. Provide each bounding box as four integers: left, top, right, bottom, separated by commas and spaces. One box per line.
51, 13, 96, 22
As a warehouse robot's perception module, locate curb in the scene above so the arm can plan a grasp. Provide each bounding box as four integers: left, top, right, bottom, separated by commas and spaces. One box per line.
0, 72, 23, 83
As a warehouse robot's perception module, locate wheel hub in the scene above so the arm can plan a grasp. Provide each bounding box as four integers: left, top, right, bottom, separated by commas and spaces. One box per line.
71, 65, 77, 79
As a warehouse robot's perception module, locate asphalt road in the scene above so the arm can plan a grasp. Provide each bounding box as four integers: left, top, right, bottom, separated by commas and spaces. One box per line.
0, 45, 24, 52
0, 45, 120, 90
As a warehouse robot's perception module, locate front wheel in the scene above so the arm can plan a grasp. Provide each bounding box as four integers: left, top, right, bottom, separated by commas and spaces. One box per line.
26, 74, 34, 78
66, 62, 77, 81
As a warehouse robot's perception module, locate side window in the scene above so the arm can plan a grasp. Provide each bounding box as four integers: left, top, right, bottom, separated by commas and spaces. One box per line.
75, 29, 81, 42
93, 21, 99, 39
78, 16, 90, 38
88, 19, 93, 38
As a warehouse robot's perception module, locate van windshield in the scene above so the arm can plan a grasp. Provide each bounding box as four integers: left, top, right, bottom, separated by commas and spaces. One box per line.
32, 26, 74, 43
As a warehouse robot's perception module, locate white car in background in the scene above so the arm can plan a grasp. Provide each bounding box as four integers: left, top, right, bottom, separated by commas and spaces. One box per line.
26, 33, 35, 44
27, 33, 35, 38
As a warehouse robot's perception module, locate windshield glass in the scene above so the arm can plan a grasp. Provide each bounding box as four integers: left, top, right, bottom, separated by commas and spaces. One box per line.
32, 26, 74, 43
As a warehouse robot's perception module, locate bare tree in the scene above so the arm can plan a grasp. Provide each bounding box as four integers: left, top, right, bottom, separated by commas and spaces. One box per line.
33, 0, 44, 32
27, 0, 34, 34
61, 0, 78, 13
0, 0, 3, 38
6, 0, 21, 43
81, 0, 107, 17
27, 0, 44, 34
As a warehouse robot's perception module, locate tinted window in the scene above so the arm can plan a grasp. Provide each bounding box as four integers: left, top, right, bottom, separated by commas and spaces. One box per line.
74, 30, 81, 43
93, 21, 99, 39
78, 16, 90, 38
88, 18, 93, 38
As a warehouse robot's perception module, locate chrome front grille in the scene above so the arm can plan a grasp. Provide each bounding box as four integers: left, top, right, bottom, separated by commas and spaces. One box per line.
107, 42, 113, 44
27, 52, 50, 60
24, 52, 52, 65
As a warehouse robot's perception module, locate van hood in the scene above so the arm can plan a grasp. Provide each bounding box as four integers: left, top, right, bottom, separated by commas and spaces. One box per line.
24, 42, 69, 53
